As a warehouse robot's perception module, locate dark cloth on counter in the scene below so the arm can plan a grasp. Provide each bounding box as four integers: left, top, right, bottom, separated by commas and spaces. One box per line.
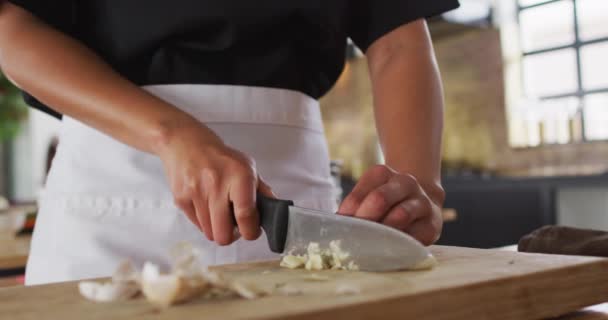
518, 225, 608, 257
7, 0, 459, 118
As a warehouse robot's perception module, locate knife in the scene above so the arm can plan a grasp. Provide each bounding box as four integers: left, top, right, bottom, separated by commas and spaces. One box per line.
245, 193, 432, 272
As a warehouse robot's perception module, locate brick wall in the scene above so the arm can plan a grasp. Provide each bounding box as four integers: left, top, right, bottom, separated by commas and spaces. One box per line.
321, 23, 608, 178
435, 26, 608, 176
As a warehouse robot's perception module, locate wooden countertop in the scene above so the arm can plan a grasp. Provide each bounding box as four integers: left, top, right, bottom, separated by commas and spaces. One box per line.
496, 245, 608, 320
1, 246, 608, 320
0, 235, 30, 270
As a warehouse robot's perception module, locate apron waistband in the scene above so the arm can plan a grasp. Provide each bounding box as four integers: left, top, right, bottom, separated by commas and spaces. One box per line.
142, 85, 324, 133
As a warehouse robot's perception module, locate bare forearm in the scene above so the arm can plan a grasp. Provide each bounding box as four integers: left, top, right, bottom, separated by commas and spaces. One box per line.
368, 21, 444, 205
0, 4, 208, 154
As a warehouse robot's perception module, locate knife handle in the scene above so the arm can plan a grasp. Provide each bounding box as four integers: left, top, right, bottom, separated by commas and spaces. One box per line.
257, 193, 294, 253
230, 192, 293, 253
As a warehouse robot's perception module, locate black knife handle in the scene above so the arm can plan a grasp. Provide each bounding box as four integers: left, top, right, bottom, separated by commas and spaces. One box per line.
230, 192, 293, 253
257, 193, 293, 253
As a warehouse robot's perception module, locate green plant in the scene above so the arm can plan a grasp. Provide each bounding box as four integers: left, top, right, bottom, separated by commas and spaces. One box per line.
0, 71, 28, 141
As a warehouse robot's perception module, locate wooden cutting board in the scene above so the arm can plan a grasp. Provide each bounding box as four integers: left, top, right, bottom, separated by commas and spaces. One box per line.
2, 245, 608, 320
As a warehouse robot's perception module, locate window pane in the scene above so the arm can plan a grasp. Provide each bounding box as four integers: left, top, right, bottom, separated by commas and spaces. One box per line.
523, 49, 578, 97
519, 0, 575, 52
583, 93, 608, 140
577, 0, 608, 41
539, 97, 580, 144
581, 42, 608, 90
519, 0, 554, 7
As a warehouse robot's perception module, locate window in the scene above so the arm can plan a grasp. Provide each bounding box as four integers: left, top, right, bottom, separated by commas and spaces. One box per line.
518, 0, 608, 143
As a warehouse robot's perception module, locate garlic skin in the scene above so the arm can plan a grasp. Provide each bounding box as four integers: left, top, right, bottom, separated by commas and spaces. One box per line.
79, 260, 140, 303
78, 243, 270, 307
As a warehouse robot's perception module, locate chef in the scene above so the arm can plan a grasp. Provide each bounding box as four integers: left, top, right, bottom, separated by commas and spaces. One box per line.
0, 0, 459, 285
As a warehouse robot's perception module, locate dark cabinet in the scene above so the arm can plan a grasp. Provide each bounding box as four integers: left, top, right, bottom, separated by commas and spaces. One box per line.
437, 177, 556, 248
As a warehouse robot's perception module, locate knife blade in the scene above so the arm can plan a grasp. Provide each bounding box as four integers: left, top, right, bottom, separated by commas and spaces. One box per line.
254, 193, 431, 272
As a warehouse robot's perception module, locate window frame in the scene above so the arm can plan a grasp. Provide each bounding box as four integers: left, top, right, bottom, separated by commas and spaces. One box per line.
518, 0, 608, 142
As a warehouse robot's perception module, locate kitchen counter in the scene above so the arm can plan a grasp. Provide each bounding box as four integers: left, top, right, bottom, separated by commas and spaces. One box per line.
1, 246, 607, 320
0, 235, 30, 276
495, 245, 608, 319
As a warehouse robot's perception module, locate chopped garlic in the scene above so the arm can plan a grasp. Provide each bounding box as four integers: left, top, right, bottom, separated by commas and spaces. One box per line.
410, 255, 437, 270
305, 253, 325, 271
280, 255, 307, 269
307, 242, 321, 255
346, 261, 359, 271
280, 240, 357, 271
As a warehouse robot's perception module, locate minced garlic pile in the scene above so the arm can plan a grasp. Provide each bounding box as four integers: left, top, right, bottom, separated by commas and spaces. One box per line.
280, 240, 359, 271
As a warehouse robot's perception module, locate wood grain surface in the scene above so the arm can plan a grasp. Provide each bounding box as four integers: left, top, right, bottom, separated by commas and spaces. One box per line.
0, 235, 30, 270
1, 246, 608, 320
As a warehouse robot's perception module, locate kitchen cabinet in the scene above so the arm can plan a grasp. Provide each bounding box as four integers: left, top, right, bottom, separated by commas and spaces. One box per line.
438, 177, 553, 248
438, 173, 608, 248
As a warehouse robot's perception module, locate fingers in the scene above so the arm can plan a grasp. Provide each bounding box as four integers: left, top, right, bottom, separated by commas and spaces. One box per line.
403, 213, 443, 246
230, 173, 261, 241
164, 137, 268, 246
257, 176, 277, 198
334, 164, 443, 246
377, 188, 441, 245
208, 191, 234, 246
381, 197, 430, 231
199, 167, 235, 246
354, 174, 419, 221
339, 164, 394, 215
193, 196, 213, 241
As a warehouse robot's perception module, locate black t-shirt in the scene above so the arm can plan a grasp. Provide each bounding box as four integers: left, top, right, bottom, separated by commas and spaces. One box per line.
7, 0, 459, 118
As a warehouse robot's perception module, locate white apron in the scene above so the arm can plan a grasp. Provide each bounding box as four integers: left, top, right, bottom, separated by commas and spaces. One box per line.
25, 85, 336, 285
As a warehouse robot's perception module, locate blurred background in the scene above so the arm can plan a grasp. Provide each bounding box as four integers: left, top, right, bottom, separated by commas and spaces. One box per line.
0, 0, 607, 284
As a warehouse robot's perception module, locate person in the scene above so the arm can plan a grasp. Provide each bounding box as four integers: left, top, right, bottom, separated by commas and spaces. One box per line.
0, 1, 459, 285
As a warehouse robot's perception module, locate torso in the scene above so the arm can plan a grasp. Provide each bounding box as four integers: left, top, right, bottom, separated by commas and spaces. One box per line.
70, 1, 353, 99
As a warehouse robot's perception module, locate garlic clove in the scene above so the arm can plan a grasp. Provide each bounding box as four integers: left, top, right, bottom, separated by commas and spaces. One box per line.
79, 281, 139, 302
141, 262, 209, 307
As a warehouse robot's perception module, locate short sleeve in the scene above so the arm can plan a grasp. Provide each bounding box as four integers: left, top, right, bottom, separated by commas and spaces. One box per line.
349, 0, 460, 52
7, 0, 75, 31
